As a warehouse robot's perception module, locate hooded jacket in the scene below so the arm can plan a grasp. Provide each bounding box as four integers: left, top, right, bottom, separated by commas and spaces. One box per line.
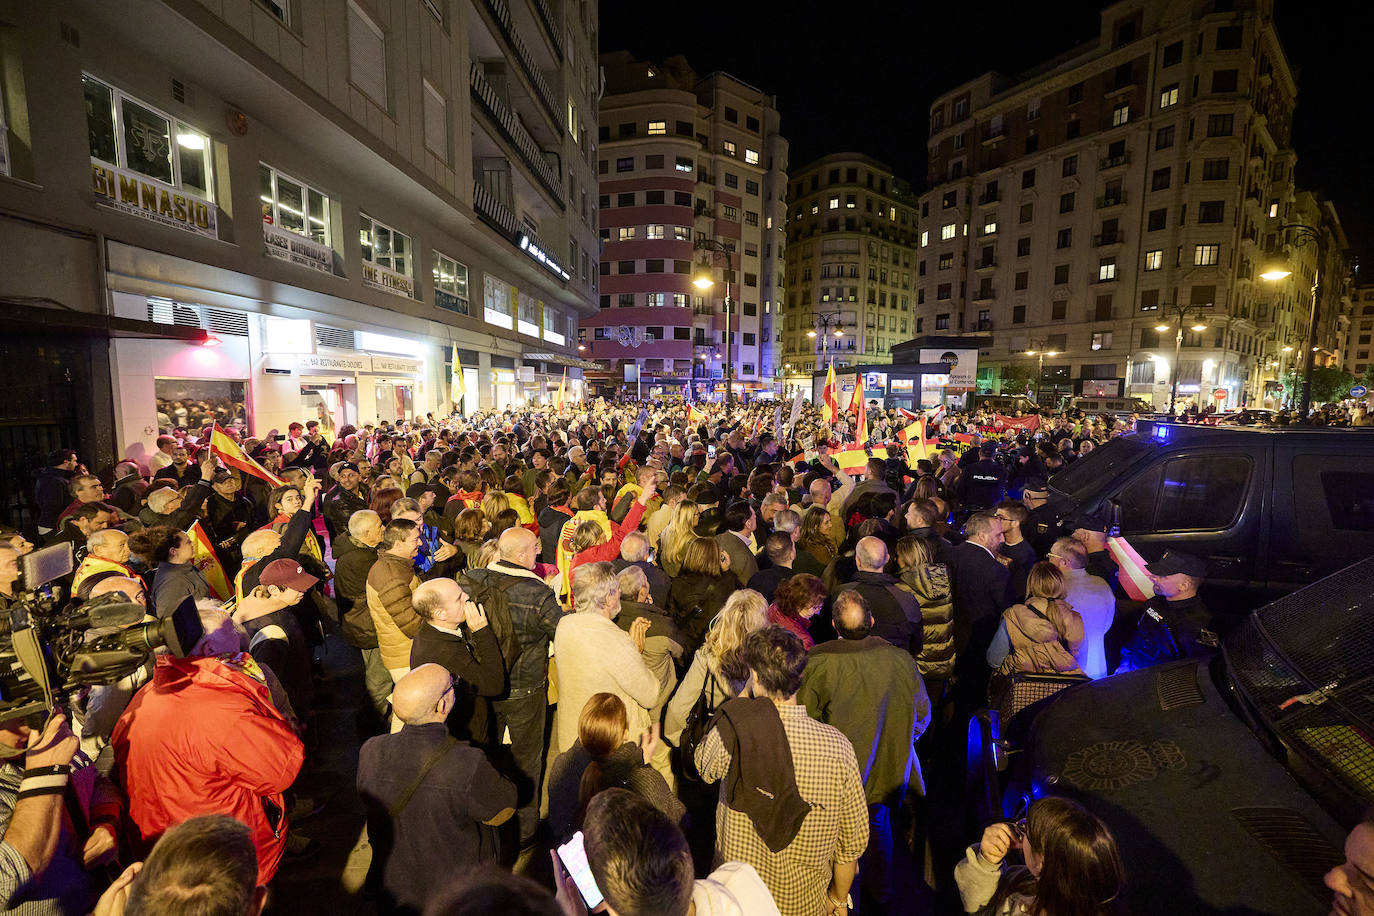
996, 597, 1086, 676
111, 653, 303, 885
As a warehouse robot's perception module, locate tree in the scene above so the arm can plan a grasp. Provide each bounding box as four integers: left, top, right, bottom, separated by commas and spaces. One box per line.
997, 364, 1039, 396
1278, 366, 1356, 405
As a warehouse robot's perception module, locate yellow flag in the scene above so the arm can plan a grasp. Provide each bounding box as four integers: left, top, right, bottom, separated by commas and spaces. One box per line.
451, 349, 466, 411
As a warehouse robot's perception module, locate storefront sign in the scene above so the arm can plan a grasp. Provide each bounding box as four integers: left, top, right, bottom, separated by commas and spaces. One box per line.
919, 348, 978, 391
371, 356, 422, 375
91, 161, 217, 239
264, 223, 335, 274
299, 352, 371, 373
362, 262, 415, 298
518, 234, 571, 281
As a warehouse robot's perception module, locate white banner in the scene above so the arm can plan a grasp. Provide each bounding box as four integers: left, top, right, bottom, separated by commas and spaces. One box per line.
362, 262, 415, 298
299, 352, 371, 373
91, 161, 217, 239
919, 348, 979, 391
264, 223, 334, 274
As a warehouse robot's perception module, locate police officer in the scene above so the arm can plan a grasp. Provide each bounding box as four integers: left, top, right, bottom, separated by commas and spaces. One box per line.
956, 441, 1008, 510
1119, 550, 1212, 669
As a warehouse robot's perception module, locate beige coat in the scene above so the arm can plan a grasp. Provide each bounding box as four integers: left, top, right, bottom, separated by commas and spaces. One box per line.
997, 597, 1086, 676
552, 611, 660, 753
366, 553, 422, 671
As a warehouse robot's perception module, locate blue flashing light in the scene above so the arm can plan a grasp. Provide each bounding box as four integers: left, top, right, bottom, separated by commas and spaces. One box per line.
1152, 424, 1172, 443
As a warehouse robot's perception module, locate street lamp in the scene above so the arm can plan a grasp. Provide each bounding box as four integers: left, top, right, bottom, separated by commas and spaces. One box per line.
807, 310, 848, 362
1151, 303, 1211, 414
1021, 338, 1063, 403
1260, 222, 1325, 419
693, 238, 735, 407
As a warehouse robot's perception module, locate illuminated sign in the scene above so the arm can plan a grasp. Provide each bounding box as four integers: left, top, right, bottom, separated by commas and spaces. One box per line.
362, 262, 415, 298
890, 378, 914, 393
91, 161, 217, 239
518, 234, 571, 281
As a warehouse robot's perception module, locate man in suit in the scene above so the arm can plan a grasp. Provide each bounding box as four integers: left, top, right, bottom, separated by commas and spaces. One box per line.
944, 511, 1012, 715
715, 499, 758, 587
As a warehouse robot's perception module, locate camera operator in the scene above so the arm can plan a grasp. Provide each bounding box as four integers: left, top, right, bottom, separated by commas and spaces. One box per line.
0, 709, 123, 915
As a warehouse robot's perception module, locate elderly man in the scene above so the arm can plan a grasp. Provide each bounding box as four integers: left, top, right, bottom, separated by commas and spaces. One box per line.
111, 602, 304, 886
553, 563, 659, 755
409, 578, 505, 744
800, 591, 931, 913
1047, 537, 1116, 679
459, 526, 564, 850
834, 536, 923, 656
612, 531, 670, 607
356, 664, 515, 914
335, 510, 390, 720
695, 627, 867, 916
72, 528, 136, 594
108, 461, 148, 516
615, 565, 685, 785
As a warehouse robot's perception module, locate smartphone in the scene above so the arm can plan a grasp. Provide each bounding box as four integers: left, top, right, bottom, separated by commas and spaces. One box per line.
556, 831, 604, 909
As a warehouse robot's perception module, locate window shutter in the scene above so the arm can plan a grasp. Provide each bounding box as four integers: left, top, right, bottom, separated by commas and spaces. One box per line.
348, 3, 387, 106
423, 81, 446, 157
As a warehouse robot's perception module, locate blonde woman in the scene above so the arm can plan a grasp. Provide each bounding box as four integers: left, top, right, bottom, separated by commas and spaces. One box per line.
480, 490, 510, 529
798, 506, 837, 569
987, 561, 1086, 678
664, 589, 768, 746
657, 501, 700, 577
894, 536, 955, 697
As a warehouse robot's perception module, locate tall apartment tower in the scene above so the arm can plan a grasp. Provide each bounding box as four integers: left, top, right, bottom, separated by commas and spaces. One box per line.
781, 153, 920, 395
0, 0, 598, 513
914, 0, 1347, 410
592, 53, 788, 400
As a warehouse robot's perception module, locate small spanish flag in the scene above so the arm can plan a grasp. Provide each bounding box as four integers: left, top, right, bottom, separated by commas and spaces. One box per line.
555, 369, 567, 410
187, 520, 233, 601
687, 403, 707, 428
211, 425, 284, 487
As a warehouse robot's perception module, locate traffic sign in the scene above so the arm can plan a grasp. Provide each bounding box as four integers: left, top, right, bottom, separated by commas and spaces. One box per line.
1212, 388, 1228, 400
1353, 385, 1369, 398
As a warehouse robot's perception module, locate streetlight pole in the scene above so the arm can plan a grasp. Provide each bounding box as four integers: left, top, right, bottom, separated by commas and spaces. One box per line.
1022, 337, 1060, 404
693, 238, 735, 407
1260, 223, 1324, 419
1151, 302, 1210, 415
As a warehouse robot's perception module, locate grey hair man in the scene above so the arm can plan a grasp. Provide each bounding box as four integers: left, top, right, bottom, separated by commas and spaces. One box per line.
612, 530, 670, 606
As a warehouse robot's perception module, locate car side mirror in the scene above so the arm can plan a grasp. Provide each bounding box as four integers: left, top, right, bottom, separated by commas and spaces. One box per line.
1106, 499, 1122, 538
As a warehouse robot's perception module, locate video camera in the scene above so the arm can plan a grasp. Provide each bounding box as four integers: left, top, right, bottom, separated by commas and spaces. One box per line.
1, 543, 203, 726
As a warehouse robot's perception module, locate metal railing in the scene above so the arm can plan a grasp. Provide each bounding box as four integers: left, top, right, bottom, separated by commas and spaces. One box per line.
480, 0, 560, 128
470, 64, 564, 208
527, 0, 563, 60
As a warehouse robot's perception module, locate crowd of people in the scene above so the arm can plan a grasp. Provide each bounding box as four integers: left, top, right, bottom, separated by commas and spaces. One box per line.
4, 397, 1373, 916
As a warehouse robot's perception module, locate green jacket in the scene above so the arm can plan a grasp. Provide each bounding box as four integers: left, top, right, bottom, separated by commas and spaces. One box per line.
799, 636, 932, 803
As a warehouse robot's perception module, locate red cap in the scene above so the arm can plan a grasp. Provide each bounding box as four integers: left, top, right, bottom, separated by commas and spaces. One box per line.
258, 558, 319, 592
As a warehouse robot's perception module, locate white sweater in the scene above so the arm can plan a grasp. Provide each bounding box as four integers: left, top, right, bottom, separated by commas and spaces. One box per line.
552, 612, 660, 752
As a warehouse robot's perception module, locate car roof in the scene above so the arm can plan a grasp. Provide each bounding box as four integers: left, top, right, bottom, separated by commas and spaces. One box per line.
1136, 420, 1374, 442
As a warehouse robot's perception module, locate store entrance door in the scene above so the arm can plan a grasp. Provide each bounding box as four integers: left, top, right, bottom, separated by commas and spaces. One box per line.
301, 383, 353, 438
374, 383, 414, 423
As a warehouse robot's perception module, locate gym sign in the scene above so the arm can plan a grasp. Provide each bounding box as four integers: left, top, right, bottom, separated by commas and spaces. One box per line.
91, 161, 217, 240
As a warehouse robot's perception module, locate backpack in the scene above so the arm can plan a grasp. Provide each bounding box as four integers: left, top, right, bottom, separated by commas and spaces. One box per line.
458, 568, 524, 674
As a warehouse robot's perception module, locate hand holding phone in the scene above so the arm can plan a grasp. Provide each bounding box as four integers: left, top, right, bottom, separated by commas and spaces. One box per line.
555, 831, 604, 910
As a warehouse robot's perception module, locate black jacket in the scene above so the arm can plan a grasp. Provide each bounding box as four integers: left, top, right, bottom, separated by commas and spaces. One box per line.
33, 466, 74, 530
335, 537, 380, 649
666, 572, 735, 656
461, 561, 565, 693
956, 459, 1007, 510
945, 540, 1012, 666
322, 485, 369, 540
410, 623, 505, 744
835, 570, 923, 655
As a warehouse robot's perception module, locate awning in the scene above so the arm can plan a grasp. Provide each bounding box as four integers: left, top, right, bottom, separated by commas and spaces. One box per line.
523, 351, 604, 370
0, 298, 211, 342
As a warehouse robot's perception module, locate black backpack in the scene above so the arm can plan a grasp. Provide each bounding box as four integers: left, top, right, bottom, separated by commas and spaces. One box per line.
458, 568, 524, 675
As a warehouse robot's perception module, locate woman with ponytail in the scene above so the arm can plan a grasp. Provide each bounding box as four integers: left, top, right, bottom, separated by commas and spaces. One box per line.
545, 693, 684, 844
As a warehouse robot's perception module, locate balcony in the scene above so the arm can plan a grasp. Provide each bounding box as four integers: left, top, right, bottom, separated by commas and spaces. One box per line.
971, 318, 994, 332
1095, 192, 1126, 209
526, 0, 563, 61
1099, 153, 1130, 170
472, 180, 566, 282
479, 0, 560, 128
972, 287, 996, 302
470, 64, 564, 208
1092, 231, 1124, 247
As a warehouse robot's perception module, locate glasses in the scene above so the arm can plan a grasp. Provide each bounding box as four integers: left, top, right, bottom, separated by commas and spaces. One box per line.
433, 682, 455, 711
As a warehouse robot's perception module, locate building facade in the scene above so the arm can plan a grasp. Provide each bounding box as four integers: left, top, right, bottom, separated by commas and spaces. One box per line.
591, 52, 788, 401
1346, 286, 1374, 381
0, 0, 598, 508
914, 0, 1348, 411
780, 153, 920, 397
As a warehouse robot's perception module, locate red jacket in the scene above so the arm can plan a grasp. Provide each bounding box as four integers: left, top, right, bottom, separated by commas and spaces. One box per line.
111, 653, 304, 884
569, 500, 646, 602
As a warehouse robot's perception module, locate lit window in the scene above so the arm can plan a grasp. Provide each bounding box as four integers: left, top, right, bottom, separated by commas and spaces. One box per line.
1098, 257, 1117, 281
765, 216, 773, 229
723, 140, 736, 155
889, 206, 897, 222
647, 120, 666, 135
1144, 249, 1162, 270
359, 212, 412, 277
745, 149, 759, 164
1268, 201, 1279, 218
940, 223, 957, 240
646, 224, 664, 239
673, 226, 692, 240
260, 163, 330, 247
674, 157, 693, 172
1194, 244, 1220, 266
1159, 85, 1179, 108
829, 197, 840, 210
1112, 102, 1130, 126
811, 204, 819, 215
983, 221, 998, 235
1091, 331, 1113, 350
920, 230, 929, 247
84, 74, 214, 202
618, 227, 636, 241
432, 250, 469, 314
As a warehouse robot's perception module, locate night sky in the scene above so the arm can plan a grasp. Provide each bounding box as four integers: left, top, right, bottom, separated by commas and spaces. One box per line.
599, 0, 1372, 272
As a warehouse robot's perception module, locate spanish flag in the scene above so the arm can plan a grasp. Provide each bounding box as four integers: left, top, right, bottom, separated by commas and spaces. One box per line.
898, 419, 927, 465
687, 403, 707, 428
187, 521, 233, 601
211, 425, 284, 487
554, 369, 567, 410
821, 360, 838, 426
1107, 536, 1157, 602
853, 394, 868, 448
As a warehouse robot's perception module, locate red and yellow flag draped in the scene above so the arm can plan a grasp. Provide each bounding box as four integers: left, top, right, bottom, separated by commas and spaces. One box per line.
211, 425, 284, 487
821, 360, 838, 426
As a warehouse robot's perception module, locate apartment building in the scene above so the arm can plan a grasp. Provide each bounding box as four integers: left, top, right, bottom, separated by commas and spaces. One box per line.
1346, 286, 1374, 380
0, 0, 598, 510
914, 0, 1348, 410
591, 52, 788, 401
780, 153, 920, 396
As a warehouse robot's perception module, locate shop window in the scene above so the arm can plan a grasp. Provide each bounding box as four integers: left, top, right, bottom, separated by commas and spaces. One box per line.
483, 274, 514, 330
83, 73, 213, 201
155, 379, 246, 434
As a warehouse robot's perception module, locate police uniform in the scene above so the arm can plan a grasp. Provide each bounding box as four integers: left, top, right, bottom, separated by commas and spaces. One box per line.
959, 454, 1008, 510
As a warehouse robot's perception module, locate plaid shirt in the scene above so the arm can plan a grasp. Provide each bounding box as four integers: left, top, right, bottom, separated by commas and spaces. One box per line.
696, 703, 868, 916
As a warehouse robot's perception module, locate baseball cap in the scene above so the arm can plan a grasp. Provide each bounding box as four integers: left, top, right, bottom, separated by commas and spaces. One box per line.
258, 558, 320, 592
211, 469, 235, 484
1145, 550, 1207, 579
1066, 514, 1107, 533
338, 461, 361, 474
979, 442, 998, 457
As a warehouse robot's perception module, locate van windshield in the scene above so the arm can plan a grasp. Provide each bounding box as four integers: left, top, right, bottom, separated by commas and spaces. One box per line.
1223, 556, 1374, 819
1049, 435, 1153, 498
